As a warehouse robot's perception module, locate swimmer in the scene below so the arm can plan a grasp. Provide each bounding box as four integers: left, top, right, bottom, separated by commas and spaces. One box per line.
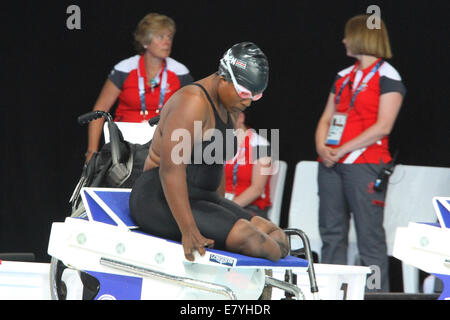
130, 42, 289, 262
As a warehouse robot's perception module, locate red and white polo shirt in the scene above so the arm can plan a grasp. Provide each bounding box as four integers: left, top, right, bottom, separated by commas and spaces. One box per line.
328, 58, 406, 164
108, 55, 193, 122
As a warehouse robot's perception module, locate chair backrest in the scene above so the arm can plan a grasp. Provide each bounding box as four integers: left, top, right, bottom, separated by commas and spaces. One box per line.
267, 160, 287, 226
104, 122, 156, 144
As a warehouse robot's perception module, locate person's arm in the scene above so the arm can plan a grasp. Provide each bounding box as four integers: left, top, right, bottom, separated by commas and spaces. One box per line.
330, 92, 403, 161
86, 79, 121, 162
315, 93, 340, 167
158, 92, 214, 261
232, 157, 271, 207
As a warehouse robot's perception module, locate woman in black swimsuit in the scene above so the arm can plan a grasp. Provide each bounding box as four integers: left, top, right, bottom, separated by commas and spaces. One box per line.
130, 42, 289, 262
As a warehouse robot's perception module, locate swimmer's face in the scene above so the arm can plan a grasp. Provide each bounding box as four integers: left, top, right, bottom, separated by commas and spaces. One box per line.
218, 79, 252, 113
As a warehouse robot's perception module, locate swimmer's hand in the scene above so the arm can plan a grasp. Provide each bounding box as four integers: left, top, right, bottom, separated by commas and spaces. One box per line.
182, 231, 215, 262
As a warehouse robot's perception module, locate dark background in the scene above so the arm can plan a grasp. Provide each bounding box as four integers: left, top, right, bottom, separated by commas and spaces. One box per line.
1, 0, 449, 277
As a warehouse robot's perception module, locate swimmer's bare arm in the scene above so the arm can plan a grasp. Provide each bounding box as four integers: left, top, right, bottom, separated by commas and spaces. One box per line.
158, 91, 215, 261
144, 128, 162, 170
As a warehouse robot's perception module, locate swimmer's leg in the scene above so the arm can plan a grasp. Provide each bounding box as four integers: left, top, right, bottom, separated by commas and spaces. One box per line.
218, 198, 289, 258
225, 219, 283, 261
249, 216, 289, 257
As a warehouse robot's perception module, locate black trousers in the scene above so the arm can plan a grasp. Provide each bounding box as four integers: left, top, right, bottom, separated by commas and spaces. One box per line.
318, 162, 390, 292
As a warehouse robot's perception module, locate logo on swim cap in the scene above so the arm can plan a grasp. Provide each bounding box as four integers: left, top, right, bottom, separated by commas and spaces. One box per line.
235, 60, 247, 69
223, 49, 247, 70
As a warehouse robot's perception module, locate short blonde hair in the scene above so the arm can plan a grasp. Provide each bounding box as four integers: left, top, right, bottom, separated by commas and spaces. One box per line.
344, 15, 392, 59
134, 13, 176, 54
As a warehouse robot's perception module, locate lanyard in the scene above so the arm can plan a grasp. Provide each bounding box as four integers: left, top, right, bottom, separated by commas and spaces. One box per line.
232, 131, 252, 190
335, 59, 384, 109
137, 58, 168, 119
232, 158, 241, 187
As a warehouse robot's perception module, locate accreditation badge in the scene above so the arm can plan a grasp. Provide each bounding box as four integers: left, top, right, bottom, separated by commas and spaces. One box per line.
326, 113, 347, 146
225, 193, 235, 201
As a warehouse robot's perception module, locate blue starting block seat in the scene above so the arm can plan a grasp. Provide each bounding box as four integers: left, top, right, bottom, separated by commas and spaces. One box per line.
81, 187, 309, 269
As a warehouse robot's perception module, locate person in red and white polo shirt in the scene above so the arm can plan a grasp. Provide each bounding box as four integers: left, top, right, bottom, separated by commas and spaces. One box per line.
315, 15, 406, 292
85, 13, 193, 162
224, 112, 272, 219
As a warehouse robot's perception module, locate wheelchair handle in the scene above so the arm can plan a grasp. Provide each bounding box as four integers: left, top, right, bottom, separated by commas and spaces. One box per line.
77, 111, 121, 166
148, 115, 160, 127
77, 111, 113, 125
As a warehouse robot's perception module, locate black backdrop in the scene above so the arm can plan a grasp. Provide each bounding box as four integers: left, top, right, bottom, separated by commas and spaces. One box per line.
1, 0, 449, 263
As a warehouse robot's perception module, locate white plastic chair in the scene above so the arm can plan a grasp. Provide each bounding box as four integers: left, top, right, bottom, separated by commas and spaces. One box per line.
266, 160, 287, 226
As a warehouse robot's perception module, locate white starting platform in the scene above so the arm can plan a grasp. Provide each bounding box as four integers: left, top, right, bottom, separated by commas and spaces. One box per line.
393, 197, 450, 300
1, 187, 371, 300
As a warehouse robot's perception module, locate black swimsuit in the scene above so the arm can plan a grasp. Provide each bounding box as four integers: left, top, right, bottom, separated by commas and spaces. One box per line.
129, 83, 253, 250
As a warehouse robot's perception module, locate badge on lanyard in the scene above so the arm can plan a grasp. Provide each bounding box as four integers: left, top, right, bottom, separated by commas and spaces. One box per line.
225, 192, 235, 201
326, 112, 348, 145
327, 59, 384, 146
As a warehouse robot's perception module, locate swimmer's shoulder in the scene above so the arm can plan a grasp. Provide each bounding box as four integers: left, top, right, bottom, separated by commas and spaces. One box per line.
167, 83, 210, 117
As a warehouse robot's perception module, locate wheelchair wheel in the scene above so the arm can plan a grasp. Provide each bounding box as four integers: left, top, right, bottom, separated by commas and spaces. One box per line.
49, 257, 68, 300
49, 207, 89, 300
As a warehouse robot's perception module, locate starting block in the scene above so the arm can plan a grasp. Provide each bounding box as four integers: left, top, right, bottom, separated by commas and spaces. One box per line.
48, 187, 311, 300
393, 197, 450, 300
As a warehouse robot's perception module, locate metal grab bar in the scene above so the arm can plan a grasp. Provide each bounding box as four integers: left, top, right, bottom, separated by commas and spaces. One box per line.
100, 257, 237, 300
284, 228, 320, 300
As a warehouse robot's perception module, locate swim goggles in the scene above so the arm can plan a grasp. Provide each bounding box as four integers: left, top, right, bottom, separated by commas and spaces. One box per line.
223, 58, 263, 101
